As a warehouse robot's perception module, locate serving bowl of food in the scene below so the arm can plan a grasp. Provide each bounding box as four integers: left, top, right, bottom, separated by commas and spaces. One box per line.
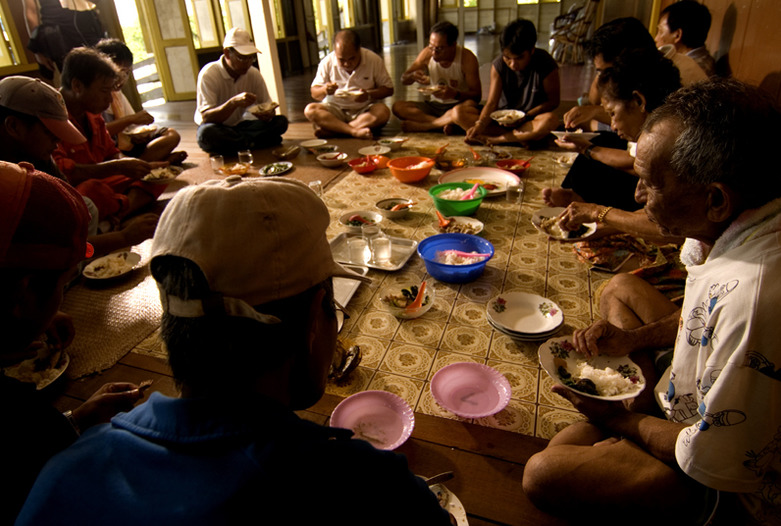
495, 158, 532, 175
316, 151, 348, 167
376, 198, 414, 219
348, 157, 377, 175
338, 210, 383, 232
380, 281, 435, 319
428, 182, 487, 217
387, 156, 435, 183
417, 233, 494, 283
377, 137, 408, 151
490, 109, 525, 127
431, 362, 512, 418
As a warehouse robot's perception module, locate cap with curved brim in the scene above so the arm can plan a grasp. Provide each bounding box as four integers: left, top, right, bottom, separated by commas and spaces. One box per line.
40, 116, 87, 145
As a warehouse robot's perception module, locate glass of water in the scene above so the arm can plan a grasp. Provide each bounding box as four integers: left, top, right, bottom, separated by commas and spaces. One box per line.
308, 180, 323, 198
347, 237, 369, 264
238, 150, 254, 168
370, 235, 392, 264
209, 155, 224, 173
506, 181, 525, 204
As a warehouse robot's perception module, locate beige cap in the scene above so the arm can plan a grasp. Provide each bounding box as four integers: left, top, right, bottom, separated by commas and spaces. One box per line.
223, 27, 261, 56
151, 176, 370, 323
0, 76, 86, 145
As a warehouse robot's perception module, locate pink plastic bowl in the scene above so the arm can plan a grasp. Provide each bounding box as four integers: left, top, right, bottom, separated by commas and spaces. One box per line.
430, 363, 512, 418
330, 390, 415, 450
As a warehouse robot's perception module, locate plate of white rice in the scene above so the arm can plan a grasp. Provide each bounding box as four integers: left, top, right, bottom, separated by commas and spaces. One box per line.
538, 337, 645, 401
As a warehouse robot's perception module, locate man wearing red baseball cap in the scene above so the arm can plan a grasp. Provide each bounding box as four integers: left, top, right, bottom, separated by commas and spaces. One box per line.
0, 161, 148, 523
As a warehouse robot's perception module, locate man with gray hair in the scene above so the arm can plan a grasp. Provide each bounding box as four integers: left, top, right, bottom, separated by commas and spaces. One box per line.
17, 176, 452, 525
523, 79, 781, 525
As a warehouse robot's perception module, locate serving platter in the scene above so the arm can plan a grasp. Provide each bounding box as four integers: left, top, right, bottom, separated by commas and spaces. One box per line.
330, 233, 417, 271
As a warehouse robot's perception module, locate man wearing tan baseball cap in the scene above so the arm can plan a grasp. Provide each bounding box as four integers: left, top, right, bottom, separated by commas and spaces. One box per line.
18, 176, 453, 525
195, 27, 288, 155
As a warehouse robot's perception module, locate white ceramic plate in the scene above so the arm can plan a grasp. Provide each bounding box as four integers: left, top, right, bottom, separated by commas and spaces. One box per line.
300, 139, 327, 149
358, 145, 391, 156
487, 292, 563, 335
429, 485, 469, 526
551, 130, 600, 141
437, 167, 520, 197
437, 216, 484, 235
490, 109, 526, 126
259, 161, 293, 176
83, 251, 142, 280
531, 207, 597, 241
142, 165, 183, 184
1, 350, 69, 390
338, 210, 383, 233
488, 318, 562, 341
538, 337, 646, 401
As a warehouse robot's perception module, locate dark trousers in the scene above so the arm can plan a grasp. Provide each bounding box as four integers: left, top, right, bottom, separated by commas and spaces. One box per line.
560, 131, 643, 211
197, 116, 289, 155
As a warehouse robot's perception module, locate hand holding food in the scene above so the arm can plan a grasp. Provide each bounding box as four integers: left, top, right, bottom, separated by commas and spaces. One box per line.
571, 320, 638, 359
231, 91, 257, 108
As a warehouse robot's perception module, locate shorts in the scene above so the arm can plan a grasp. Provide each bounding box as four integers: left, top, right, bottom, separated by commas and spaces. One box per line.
414, 99, 458, 117
320, 102, 372, 123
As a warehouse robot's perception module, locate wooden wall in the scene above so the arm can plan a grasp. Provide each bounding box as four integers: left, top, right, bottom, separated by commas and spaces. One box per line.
702, 0, 781, 103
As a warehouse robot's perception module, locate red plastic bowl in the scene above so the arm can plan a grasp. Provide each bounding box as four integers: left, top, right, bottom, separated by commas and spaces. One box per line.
348, 158, 377, 175
495, 158, 531, 175
387, 156, 435, 183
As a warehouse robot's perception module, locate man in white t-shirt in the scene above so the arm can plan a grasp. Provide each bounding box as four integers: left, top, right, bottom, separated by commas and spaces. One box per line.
391, 21, 480, 134
195, 28, 288, 155
305, 30, 394, 139
523, 79, 781, 525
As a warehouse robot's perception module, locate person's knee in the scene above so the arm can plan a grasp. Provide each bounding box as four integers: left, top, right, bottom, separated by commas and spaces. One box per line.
521, 451, 561, 511
373, 103, 391, 123
304, 103, 320, 121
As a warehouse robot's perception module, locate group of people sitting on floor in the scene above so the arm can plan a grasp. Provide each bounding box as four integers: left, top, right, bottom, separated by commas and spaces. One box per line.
3, 1, 780, 524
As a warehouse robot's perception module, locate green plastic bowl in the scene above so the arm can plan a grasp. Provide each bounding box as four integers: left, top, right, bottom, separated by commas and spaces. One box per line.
429, 182, 487, 217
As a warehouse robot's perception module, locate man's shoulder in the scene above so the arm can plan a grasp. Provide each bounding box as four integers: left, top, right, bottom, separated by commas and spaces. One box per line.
532, 48, 558, 69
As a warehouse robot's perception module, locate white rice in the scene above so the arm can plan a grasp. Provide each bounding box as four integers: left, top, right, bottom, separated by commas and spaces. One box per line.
434, 251, 486, 265
437, 188, 471, 200
575, 362, 638, 396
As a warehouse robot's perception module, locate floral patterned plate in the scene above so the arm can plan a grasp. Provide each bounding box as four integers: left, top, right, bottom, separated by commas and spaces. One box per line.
486, 292, 564, 334
538, 337, 646, 401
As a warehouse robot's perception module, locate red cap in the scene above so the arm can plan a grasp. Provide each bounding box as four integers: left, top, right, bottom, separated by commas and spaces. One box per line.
0, 161, 92, 270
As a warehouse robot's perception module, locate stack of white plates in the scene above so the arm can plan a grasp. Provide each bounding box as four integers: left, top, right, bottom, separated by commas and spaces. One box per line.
486, 292, 564, 341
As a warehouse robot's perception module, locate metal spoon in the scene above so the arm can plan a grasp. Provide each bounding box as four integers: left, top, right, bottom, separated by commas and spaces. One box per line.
425, 471, 455, 486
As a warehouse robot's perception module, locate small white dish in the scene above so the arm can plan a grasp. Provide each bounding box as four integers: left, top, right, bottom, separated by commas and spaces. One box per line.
300, 139, 327, 149
338, 210, 383, 233
316, 151, 348, 167
358, 145, 391, 156
490, 109, 526, 126
487, 292, 564, 335
437, 216, 484, 235
83, 251, 142, 280
551, 130, 600, 141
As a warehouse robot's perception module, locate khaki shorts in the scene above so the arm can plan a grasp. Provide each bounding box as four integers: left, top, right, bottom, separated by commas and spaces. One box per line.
320, 102, 372, 123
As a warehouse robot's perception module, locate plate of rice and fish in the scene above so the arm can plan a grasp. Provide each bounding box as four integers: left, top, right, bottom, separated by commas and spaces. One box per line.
438, 216, 484, 235
531, 207, 596, 241
437, 167, 520, 197
142, 165, 184, 184
82, 251, 142, 280
538, 337, 646, 401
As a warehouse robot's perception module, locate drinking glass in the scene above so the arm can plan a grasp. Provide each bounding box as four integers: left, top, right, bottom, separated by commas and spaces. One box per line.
347, 237, 369, 264
308, 180, 323, 198
506, 181, 525, 204
238, 150, 254, 167
370, 235, 392, 264
209, 155, 224, 173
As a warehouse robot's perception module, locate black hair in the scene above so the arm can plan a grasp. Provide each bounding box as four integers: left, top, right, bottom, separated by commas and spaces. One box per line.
95, 38, 134, 66
598, 47, 681, 112
151, 255, 335, 396
585, 17, 656, 63
60, 47, 118, 90
500, 19, 537, 55
661, 0, 711, 49
431, 21, 458, 46
335, 29, 361, 50
644, 78, 781, 208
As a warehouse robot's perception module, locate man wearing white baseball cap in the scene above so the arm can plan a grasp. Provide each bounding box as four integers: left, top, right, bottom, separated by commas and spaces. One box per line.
195, 27, 288, 155
18, 176, 453, 525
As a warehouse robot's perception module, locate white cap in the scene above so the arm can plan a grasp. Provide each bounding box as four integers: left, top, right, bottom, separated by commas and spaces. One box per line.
223, 28, 261, 56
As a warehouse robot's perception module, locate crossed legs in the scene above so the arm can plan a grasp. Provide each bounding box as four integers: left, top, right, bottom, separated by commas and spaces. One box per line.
305, 102, 390, 139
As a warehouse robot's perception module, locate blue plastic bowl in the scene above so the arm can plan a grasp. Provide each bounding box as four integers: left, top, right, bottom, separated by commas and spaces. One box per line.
417, 233, 494, 283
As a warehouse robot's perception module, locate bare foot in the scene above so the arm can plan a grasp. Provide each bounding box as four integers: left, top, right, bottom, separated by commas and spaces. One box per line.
401, 120, 436, 132
542, 187, 582, 207
314, 126, 335, 139
166, 151, 188, 165
351, 127, 373, 139
443, 123, 462, 136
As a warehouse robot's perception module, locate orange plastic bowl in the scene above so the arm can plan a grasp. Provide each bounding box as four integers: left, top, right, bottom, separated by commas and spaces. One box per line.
387, 156, 435, 183
495, 158, 531, 175
348, 158, 377, 175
